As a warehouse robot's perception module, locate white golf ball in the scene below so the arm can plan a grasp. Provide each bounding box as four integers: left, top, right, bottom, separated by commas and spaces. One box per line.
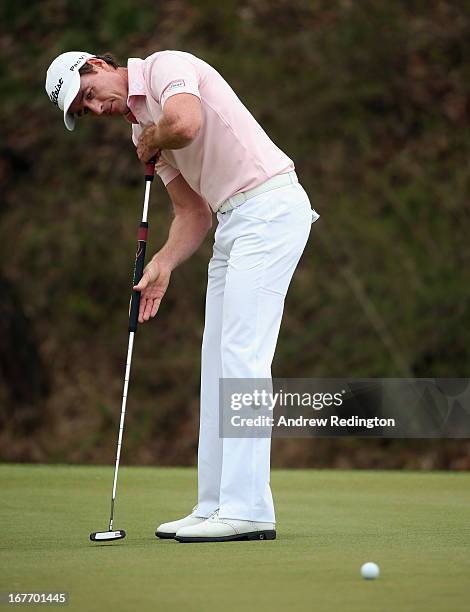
361, 562, 380, 580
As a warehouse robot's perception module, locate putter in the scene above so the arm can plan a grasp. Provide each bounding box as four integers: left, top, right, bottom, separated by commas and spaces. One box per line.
90, 156, 157, 542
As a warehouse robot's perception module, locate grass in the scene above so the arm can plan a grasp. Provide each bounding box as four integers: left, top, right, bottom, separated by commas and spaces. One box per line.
0, 465, 469, 611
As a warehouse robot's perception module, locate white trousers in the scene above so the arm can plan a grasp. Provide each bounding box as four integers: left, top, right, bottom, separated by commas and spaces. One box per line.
195, 180, 318, 523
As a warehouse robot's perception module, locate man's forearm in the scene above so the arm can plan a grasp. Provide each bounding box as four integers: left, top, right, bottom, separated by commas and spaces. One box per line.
146, 119, 192, 150
136, 95, 202, 161
151, 208, 212, 272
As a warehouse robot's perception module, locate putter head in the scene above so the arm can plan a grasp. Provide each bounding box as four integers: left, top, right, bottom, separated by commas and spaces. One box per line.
90, 530, 126, 542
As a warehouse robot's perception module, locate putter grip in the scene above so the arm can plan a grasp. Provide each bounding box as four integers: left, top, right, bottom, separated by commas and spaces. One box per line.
145, 155, 157, 181
129, 222, 148, 332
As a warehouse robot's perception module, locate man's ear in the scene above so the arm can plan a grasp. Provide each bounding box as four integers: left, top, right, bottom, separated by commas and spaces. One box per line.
87, 58, 108, 70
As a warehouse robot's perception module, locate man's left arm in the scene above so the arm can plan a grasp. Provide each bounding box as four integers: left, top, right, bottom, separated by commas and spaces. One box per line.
137, 93, 202, 161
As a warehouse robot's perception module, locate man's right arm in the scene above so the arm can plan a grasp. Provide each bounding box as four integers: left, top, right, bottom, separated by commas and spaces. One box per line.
152, 174, 212, 273
133, 174, 212, 322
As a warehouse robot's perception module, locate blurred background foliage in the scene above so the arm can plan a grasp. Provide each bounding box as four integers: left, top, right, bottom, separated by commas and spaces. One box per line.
1, 0, 470, 468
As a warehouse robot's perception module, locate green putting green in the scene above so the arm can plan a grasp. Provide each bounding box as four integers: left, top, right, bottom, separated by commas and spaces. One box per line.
1, 465, 469, 611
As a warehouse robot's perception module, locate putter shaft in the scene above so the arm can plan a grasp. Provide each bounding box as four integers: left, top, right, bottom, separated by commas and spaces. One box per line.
109, 331, 135, 531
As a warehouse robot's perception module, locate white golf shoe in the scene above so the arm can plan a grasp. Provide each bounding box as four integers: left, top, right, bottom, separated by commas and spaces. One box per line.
156, 508, 208, 539
175, 510, 276, 543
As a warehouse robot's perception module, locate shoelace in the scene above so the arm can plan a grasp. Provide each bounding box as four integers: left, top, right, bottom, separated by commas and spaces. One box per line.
193, 505, 220, 520
208, 509, 219, 521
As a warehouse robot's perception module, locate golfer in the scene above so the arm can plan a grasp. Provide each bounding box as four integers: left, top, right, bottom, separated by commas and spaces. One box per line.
45, 50, 319, 542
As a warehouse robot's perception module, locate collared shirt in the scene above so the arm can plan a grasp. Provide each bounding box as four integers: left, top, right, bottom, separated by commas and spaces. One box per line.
126, 51, 294, 212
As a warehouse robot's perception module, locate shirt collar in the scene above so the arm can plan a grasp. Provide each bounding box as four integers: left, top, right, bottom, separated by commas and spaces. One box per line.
127, 58, 146, 99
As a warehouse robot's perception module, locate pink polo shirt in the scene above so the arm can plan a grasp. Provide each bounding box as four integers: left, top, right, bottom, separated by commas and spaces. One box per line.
127, 51, 294, 212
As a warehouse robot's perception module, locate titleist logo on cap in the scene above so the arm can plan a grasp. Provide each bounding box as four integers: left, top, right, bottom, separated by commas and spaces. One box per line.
50, 78, 63, 106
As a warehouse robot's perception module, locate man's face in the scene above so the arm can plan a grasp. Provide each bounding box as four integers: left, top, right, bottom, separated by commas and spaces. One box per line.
68, 59, 129, 120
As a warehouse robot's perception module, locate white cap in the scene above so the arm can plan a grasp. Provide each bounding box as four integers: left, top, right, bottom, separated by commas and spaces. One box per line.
45, 51, 95, 131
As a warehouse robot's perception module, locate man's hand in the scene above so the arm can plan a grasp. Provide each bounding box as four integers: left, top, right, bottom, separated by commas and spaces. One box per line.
133, 259, 171, 322
137, 125, 161, 163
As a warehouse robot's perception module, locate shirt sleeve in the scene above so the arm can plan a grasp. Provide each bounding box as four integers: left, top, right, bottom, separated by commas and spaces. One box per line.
131, 124, 141, 147
149, 53, 201, 108
155, 156, 181, 186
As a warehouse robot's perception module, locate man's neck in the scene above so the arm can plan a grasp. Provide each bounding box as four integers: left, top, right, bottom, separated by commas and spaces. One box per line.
117, 66, 128, 90
116, 67, 137, 123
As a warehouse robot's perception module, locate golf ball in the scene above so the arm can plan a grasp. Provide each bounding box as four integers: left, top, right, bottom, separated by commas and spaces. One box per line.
361, 562, 380, 580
